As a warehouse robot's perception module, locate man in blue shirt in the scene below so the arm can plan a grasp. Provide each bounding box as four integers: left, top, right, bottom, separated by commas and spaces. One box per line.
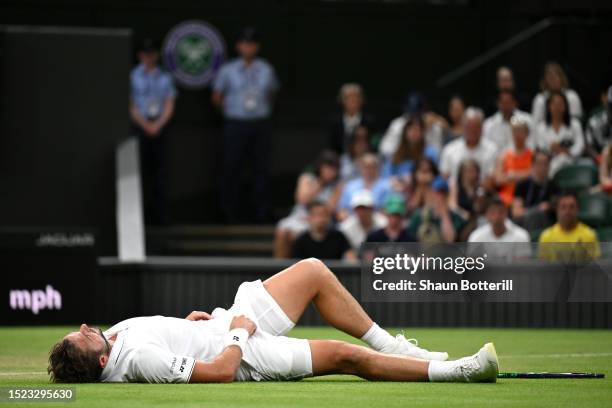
212, 27, 280, 223
130, 39, 177, 225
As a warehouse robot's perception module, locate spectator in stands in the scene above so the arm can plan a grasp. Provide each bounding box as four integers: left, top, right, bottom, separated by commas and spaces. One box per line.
291, 200, 355, 260
599, 145, 612, 195
532, 62, 583, 124
339, 190, 387, 251
130, 39, 177, 225
366, 194, 415, 243
585, 84, 612, 159
457, 187, 492, 242
381, 115, 438, 190
511, 150, 558, 231
340, 125, 372, 182
449, 159, 482, 220
407, 177, 465, 243
329, 83, 375, 154
493, 115, 533, 207
445, 95, 465, 143
212, 27, 280, 223
379, 92, 447, 156
439, 107, 497, 184
486, 66, 529, 115
538, 192, 601, 260
534, 91, 584, 177
275, 150, 342, 258
406, 157, 438, 215
483, 90, 532, 155
337, 153, 391, 221
468, 198, 531, 259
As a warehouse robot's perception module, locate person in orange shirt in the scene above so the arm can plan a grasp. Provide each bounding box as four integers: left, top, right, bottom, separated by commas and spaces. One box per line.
494, 116, 533, 206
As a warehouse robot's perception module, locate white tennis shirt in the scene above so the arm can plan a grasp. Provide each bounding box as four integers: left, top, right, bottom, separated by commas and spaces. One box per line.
100, 315, 232, 383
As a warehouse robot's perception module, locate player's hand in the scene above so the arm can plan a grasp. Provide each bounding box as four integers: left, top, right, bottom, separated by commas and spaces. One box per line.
185, 311, 213, 321
230, 315, 257, 336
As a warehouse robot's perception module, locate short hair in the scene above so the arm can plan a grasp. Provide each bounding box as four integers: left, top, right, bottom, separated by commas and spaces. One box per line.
306, 199, 327, 213
337, 83, 364, 104
486, 197, 507, 212
555, 191, 579, 208
48, 338, 103, 383
510, 115, 530, 133
359, 152, 379, 167
463, 106, 484, 124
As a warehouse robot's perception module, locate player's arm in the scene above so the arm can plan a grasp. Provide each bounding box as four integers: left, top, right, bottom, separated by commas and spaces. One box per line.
189, 315, 257, 384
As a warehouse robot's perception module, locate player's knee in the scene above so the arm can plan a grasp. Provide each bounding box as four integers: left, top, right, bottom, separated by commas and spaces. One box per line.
334, 342, 364, 371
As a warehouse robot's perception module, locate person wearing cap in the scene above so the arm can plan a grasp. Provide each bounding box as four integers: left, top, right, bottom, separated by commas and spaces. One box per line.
366, 194, 415, 243
379, 92, 448, 158
212, 27, 280, 223
130, 38, 177, 225
407, 177, 465, 243
339, 190, 387, 250
291, 201, 355, 261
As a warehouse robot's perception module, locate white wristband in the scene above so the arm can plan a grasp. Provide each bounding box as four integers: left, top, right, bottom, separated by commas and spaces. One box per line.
224, 328, 249, 353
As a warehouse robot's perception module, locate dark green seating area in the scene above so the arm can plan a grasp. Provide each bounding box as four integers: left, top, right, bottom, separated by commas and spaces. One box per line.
553, 164, 599, 192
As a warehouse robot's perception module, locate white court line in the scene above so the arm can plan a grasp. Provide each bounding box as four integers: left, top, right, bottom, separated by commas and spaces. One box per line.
501, 352, 612, 359
0, 372, 46, 376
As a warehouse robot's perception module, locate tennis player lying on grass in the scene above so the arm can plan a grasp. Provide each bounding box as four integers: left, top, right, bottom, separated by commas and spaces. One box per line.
48, 258, 498, 384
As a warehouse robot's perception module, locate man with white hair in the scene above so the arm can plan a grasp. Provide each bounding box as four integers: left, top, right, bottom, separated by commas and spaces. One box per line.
439, 107, 497, 181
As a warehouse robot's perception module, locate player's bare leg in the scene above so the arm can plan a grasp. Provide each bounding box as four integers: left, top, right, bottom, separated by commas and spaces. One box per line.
263, 258, 448, 360
264, 258, 372, 337
308, 340, 499, 382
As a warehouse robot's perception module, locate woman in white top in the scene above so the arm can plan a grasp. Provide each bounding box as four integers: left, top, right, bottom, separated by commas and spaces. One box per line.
531, 62, 582, 124
534, 91, 584, 177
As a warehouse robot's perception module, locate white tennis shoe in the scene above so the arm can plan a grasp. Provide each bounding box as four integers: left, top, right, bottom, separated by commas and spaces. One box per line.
451, 342, 499, 382
382, 334, 449, 361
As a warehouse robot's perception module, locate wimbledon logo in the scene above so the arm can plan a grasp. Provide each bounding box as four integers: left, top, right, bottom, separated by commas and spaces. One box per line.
162, 20, 226, 89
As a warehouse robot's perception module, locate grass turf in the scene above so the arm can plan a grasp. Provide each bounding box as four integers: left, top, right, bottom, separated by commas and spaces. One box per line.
1, 326, 611, 407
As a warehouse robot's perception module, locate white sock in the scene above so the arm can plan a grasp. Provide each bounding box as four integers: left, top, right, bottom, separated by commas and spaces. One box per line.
360, 323, 396, 352
428, 360, 460, 382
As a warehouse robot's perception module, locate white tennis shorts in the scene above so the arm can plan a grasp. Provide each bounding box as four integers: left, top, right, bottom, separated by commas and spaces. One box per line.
215, 279, 313, 381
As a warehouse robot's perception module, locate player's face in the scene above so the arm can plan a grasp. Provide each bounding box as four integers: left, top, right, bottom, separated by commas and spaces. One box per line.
64, 324, 109, 356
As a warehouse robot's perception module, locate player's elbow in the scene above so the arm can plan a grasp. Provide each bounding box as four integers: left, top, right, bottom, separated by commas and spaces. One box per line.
216, 368, 236, 383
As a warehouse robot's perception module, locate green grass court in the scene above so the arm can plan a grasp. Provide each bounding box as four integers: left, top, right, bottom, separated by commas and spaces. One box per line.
1, 326, 611, 407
